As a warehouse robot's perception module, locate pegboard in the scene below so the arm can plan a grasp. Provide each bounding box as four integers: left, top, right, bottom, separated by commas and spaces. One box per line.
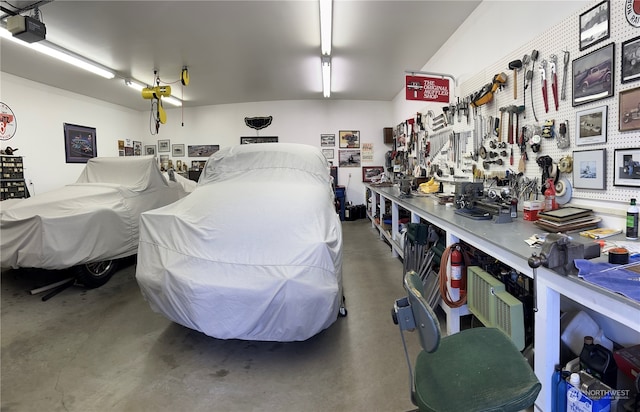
416, 0, 640, 205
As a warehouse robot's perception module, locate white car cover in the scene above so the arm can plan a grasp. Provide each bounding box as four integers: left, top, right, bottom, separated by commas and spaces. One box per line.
1, 156, 186, 270
136, 143, 343, 342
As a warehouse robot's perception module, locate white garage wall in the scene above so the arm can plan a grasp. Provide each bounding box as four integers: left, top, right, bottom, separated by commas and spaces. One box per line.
1, 71, 393, 203
0, 72, 141, 195
151, 100, 393, 205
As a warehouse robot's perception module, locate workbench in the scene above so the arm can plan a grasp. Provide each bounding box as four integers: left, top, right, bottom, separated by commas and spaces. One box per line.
365, 184, 640, 412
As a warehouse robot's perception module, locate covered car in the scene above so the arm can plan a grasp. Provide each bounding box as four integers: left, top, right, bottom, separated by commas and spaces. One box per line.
135, 143, 344, 342
1, 155, 190, 287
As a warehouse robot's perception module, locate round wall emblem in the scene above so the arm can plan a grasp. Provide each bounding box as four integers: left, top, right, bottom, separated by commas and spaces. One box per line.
0, 102, 17, 141
626, 0, 640, 27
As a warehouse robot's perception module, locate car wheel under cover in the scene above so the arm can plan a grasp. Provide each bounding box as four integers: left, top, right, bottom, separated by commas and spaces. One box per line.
73, 260, 118, 288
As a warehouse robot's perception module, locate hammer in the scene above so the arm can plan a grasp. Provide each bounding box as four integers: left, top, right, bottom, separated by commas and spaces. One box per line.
509, 59, 523, 100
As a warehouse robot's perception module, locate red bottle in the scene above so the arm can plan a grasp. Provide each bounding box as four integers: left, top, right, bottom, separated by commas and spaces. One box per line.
544, 178, 558, 211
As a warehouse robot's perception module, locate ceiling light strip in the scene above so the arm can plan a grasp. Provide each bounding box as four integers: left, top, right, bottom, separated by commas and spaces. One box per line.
0, 28, 115, 79
319, 0, 332, 55
322, 56, 331, 98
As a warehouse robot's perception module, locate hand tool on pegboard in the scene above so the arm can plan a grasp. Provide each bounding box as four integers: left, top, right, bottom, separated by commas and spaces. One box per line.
509, 59, 522, 100
540, 60, 549, 113
561, 50, 570, 101
506, 105, 516, 144
549, 54, 559, 111
530, 50, 539, 122
521, 54, 530, 118
498, 107, 507, 142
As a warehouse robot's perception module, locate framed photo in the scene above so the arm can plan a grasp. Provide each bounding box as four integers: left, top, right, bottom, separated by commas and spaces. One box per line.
572, 149, 606, 189
144, 145, 156, 155
191, 160, 206, 170
362, 166, 384, 182
322, 148, 334, 160
63, 123, 97, 163
621, 36, 640, 83
339, 130, 360, 148
579, 0, 609, 51
572, 42, 614, 106
158, 139, 170, 152
613, 148, 640, 186
320, 134, 335, 147
159, 155, 169, 170
172, 144, 185, 157
575, 106, 607, 145
338, 149, 361, 167
133, 140, 142, 156
188, 144, 219, 157
619, 86, 640, 132
240, 136, 278, 144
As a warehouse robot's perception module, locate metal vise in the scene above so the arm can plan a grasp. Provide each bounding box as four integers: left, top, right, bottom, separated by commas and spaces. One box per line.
528, 233, 600, 276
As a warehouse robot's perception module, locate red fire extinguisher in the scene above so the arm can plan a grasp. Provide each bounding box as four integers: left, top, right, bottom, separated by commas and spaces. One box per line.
450, 245, 464, 290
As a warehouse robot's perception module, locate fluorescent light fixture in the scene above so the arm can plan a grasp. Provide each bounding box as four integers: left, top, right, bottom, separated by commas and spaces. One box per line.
322, 56, 331, 98
0, 27, 115, 79
124, 79, 145, 91
319, 0, 332, 55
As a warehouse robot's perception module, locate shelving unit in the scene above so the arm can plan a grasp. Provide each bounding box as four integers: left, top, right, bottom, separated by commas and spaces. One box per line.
365, 183, 640, 412
1, 155, 28, 201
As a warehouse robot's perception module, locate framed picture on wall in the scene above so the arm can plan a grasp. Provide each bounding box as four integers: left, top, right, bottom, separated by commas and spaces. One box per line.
621, 36, 640, 83
572, 148, 606, 189
572, 43, 614, 106
338, 150, 361, 167
133, 140, 142, 156
145, 145, 156, 155
362, 166, 384, 183
158, 139, 170, 152
240, 136, 278, 144
575, 105, 607, 145
322, 148, 334, 160
321, 134, 335, 147
619, 86, 640, 131
613, 148, 640, 187
579, 0, 609, 51
172, 144, 185, 157
339, 130, 360, 148
63, 123, 97, 163
188, 145, 219, 157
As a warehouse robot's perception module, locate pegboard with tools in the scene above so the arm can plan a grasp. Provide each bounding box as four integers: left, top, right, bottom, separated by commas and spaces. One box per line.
410, 0, 640, 206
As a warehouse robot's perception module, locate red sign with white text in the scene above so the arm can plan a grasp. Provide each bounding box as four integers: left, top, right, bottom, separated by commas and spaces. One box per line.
405, 75, 450, 103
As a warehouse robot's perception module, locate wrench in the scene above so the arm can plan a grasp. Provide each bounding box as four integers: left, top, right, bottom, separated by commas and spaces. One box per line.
550, 55, 559, 111
540, 60, 549, 113
561, 50, 570, 101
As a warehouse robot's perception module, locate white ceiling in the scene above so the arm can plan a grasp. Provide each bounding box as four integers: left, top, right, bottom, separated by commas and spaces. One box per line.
0, 0, 481, 111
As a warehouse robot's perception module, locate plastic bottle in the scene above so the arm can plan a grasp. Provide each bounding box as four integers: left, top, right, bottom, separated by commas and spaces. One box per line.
627, 198, 639, 240
544, 178, 558, 211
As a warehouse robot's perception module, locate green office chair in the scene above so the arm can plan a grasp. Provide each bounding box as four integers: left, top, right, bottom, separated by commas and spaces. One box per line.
392, 270, 541, 412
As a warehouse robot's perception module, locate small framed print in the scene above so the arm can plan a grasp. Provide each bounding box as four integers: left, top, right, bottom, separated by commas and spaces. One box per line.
362, 166, 384, 183
339, 130, 360, 148
579, 0, 609, 51
613, 148, 640, 187
63, 123, 97, 163
158, 139, 170, 152
322, 148, 334, 160
240, 136, 278, 144
172, 144, 185, 157
572, 42, 614, 106
619, 86, 640, 132
144, 145, 156, 155
621, 36, 640, 83
321, 134, 335, 147
133, 140, 142, 156
338, 149, 361, 167
575, 106, 607, 145
572, 148, 606, 189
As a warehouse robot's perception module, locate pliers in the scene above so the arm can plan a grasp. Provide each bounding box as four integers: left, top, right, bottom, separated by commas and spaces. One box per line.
540, 60, 549, 113
549, 55, 558, 111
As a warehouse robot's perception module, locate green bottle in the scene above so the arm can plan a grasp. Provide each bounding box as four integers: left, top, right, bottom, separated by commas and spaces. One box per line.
627, 198, 639, 240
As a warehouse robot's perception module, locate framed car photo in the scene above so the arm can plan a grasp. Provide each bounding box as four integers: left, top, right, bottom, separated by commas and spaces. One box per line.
572, 43, 614, 106
63, 123, 97, 163
613, 148, 640, 187
572, 148, 606, 190
619, 86, 640, 132
575, 105, 607, 146
621, 36, 640, 83
579, 0, 610, 51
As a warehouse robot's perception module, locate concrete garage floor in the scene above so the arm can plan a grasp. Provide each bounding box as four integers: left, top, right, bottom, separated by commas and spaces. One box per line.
1, 220, 422, 412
